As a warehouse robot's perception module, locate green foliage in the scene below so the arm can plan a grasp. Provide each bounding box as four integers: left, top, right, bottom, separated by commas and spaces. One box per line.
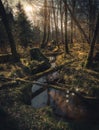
15, 2, 33, 47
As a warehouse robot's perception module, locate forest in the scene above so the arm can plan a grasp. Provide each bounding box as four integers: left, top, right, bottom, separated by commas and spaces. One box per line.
0, 0, 99, 130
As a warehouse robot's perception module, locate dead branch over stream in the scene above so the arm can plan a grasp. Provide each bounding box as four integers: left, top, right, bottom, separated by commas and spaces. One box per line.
24, 59, 76, 80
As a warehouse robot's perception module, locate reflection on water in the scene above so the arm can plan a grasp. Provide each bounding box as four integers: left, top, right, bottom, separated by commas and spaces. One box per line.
31, 74, 79, 117
31, 74, 99, 122
31, 56, 99, 123
31, 76, 61, 109
30, 56, 99, 130
31, 89, 48, 108
31, 56, 59, 109
31, 76, 48, 108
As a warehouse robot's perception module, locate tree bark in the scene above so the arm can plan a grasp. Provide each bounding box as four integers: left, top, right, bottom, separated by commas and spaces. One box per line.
86, 12, 99, 68
64, 0, 69, 54
60, 0, 64, 43
0, 0, 19, 60
70, 0, 76, 44
52, 0, 58, 46
46, 5, 51, 44
41, 0, 48, 48
88, 0, 96, 42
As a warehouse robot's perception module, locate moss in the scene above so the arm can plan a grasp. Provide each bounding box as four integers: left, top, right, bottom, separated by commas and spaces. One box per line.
0, 43, 99, 130
0, 81, 72, 130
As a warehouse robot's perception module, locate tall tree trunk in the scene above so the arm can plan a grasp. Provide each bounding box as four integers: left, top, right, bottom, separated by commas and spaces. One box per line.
50, 5, 54, 40
0, 0, 19, 60
86, 12, 99, 68
89, 0, 96, 42
70, 0, 76, 44
64, 0, 69, 54
52, 0, 58, 46
46, 6, 51, 44
60, 0, 64, 43
41, 0, 47, 48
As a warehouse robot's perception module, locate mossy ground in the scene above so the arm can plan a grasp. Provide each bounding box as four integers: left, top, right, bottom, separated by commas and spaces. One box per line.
0, 43, 99, 130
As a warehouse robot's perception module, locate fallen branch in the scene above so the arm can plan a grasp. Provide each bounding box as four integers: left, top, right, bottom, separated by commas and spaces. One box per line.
0, 53, 19, 63
1, 76, 99, 106
44, 51, 63, 56
0, 59, 76, 90
24, 59, 76, 81
0, 81, 17, 90
32, 87, 47, 98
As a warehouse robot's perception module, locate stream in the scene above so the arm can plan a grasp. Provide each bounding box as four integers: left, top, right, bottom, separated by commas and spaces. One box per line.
31, 56, 99, 123
31, 56, 60, 109
31, 56, 85, 119
31, 56, 65, 111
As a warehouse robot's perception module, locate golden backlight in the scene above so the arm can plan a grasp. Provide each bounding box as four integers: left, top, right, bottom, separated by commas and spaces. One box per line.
24, 5, 33, 13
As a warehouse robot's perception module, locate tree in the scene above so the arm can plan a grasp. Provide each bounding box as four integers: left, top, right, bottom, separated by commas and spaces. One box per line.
62, 0, 90, 44
86, 12, 99, 68
0, 0, 19, 60
88, 0, 97, 42
70, 0, 76, 44
59, 0, 64, 43
64, 0, 69, 54
46, 4, 51, 44
16, 2, 33, 48
0, 18, 8, 42
62, 0, 99, 67
32, 25, 41, 43
40, 0, 48, 48
52, 0, 58, 45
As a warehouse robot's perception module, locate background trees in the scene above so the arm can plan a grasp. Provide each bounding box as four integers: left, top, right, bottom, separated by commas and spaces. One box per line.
62, 0, 99, 67
40, 0, 48, 48
0, 0, 18, 59
0, 0, 99, 67
15, 2, 33, 48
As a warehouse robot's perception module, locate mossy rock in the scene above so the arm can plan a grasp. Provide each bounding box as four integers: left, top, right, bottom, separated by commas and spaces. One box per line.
29, 48, 51, 74
30, 48, 49, 62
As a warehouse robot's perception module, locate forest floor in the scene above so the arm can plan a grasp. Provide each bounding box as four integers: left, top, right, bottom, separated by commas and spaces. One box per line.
0, 43, 99, 130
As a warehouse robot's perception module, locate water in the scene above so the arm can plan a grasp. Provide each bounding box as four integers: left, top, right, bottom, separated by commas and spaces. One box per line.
31, 83, 62, 109
31, 56, 84, 118
31, 77, 68, 119
31, 56, 59, 109
31, 56, 99, 123
31, 76, 48, 108
31, 73, 99, 122
31, 72, 60, 109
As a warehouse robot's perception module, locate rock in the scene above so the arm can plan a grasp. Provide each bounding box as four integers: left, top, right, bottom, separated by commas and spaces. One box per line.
30, 48, 49, 62
30, 48, 51, 74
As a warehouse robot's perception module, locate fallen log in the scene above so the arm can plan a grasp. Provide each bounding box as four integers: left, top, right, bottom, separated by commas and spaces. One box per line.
0, 76, 13, 82
1, 75, 99, 108
24, 59, 76, 80
0, 59, 76, 91
30, 61, 51, 75
0, 53, 19, 63
32, 87, 46, 98
0, 81, 18, 90
44, 51, 63, 57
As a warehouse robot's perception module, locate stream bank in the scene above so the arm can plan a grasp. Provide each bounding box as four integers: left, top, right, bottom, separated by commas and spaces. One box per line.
1, 82, 99, 130
0, 47, 99, 130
